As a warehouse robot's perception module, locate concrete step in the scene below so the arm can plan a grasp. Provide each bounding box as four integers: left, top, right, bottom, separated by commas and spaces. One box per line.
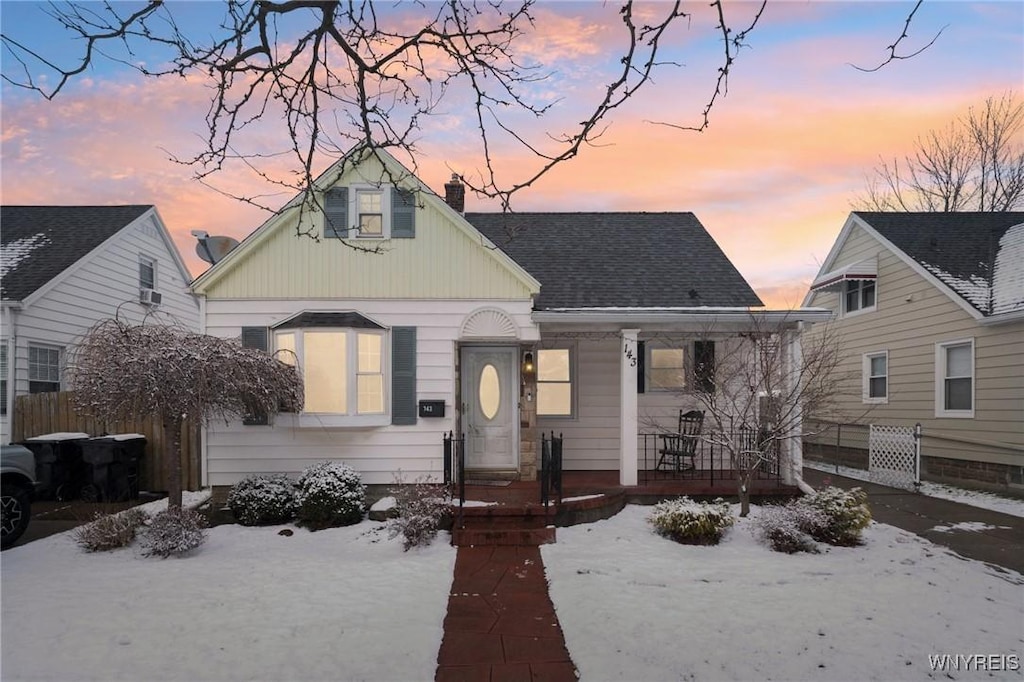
452, 526, 556, 546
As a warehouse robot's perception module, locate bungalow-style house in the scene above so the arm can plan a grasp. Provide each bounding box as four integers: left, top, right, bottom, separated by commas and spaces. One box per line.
189, 146, 831, 500
0, 205, 200, 444
803, 211, 1024, 493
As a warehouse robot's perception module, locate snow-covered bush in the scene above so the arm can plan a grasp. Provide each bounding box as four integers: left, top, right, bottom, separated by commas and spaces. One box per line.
753, 503, 825, 554
797, 486, 871, 546
296, 461, 366, 530
648, 497, 735, 545
73, 508, 148, 552
386, 475, 452, 551
138, 507, 207, 558
227, 474, 298, 526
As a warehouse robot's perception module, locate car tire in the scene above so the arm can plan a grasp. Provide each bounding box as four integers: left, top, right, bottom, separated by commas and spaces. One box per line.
1, 483, 32, 550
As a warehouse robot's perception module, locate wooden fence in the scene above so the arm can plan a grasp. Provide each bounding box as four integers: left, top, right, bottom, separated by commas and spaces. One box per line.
11, 391, 201, 493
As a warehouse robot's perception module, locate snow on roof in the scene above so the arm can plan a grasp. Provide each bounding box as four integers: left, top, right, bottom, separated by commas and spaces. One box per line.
992, 223, 1024, 315
0, 233, 51, 279
917, 260, 992, 311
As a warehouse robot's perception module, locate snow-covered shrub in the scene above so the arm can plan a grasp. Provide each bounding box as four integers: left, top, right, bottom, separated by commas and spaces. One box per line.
73, 508, 148, 552
227, 474, 298, 526
386, 475, 452, 551
753, 503, 825, 554
648, 497, 735, 545
797, 486, 871, 546
296, 461, 366, 530
138, 507, 208, 558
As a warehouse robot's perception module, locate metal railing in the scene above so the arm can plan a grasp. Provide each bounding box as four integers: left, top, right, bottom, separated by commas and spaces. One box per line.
443, 431, 465, 506
540, 431, 563, 505
638, 426, 781, 485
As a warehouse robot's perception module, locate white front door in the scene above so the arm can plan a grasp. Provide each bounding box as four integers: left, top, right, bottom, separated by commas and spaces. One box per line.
461, 346, 518, 471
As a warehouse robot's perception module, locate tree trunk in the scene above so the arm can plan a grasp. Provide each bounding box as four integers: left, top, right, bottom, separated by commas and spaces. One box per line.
162, 414, 184, 510
738, 473, 751, 518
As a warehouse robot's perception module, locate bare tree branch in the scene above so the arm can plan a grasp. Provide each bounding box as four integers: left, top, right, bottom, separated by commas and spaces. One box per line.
850, 0, 946, 73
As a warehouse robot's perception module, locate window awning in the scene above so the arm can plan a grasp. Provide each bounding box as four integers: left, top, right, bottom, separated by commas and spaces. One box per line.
272, 311, 384, 330
810, 259, 877, 292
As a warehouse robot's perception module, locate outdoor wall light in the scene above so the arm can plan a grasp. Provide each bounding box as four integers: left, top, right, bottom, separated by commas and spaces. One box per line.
522, 350, 535, 376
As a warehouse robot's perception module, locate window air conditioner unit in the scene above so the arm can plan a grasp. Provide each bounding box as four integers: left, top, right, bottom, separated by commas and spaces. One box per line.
139, 288, 163, 306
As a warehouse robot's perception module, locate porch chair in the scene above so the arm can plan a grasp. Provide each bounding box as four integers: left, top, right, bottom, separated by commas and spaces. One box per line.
657, 410, 704, 471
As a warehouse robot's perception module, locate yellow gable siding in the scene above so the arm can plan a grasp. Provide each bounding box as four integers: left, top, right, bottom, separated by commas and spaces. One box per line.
202, 158, 536, 300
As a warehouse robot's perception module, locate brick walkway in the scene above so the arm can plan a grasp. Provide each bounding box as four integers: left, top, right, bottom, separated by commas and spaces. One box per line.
435, 546, 578, 682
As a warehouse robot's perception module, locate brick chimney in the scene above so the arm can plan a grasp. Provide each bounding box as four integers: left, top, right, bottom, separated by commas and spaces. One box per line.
444, 173, 465, 214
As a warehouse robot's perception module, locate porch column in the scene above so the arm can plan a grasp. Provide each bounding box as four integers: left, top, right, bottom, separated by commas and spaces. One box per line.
619, 329, 640, 486
782, 327, 803, 486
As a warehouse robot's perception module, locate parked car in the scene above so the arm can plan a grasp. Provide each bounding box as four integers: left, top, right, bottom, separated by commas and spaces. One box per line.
2, 444, 37, 549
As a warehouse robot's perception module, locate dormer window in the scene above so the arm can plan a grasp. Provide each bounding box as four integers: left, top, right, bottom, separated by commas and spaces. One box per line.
843, 279, 876, 316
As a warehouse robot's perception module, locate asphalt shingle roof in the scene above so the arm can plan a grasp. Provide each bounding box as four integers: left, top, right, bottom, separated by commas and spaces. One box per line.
854, 211, 1024, 316
1, 205, 152, 301
465, 212, 763, 310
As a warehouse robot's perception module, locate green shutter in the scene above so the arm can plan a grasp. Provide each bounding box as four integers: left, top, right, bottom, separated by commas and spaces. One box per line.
241, 327, 269, 425
391, 326, 417, 425
324, 187, 349, 239
391, 187, 415, 238
636, 340, 645, 393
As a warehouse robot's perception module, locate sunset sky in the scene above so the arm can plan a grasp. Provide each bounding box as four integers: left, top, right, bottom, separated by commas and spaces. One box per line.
2, 1, 1022, 308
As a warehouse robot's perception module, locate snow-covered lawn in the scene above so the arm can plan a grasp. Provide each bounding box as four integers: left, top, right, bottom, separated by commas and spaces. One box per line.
542, 505, 1024, 682
1, 518, 455, 682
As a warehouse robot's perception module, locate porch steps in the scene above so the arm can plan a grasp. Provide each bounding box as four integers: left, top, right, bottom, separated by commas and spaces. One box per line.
451, 504, 556, 546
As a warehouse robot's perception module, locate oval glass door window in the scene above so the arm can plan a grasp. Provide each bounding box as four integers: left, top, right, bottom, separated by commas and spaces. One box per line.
479, 364, 501, 420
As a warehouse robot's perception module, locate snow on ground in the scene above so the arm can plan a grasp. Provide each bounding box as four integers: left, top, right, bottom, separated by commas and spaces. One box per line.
805, 461, 1024, 518
1, 519, 455, 682
930, 521, 1011, 534
542, 505, 1024, 682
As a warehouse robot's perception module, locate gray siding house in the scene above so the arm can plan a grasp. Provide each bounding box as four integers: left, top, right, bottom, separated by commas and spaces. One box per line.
1, 205, 200, 444
803, 211, 1024, 492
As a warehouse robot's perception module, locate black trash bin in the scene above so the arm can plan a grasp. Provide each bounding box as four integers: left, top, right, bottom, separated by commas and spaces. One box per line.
80, 434, 147, 502
19, 432, 91, 501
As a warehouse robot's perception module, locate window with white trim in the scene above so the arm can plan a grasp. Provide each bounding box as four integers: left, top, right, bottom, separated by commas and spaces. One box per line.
28, 344, 61, 394
936, 339, 974, 417
139, 255, 156, 289
275, 328, 386, 415
648, 344, 686, 391
355, 189, 384, 237
842, 279, 876, 316
862, 351, 888, 403
537, 347, 573, 417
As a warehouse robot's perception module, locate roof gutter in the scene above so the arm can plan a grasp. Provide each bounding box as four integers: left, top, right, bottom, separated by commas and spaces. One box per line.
978, 308, 1024, 326
532, 308, 834, 326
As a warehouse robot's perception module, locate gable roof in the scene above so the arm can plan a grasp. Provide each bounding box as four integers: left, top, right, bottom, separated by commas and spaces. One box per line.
854, 212, 1024, 318
1, 205, 153, 302
465, 212, 763, 310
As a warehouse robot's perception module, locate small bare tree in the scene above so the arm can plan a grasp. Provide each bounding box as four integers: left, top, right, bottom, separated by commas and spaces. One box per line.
860, 92, 1024, 212
68, 319, 303, 510
641, 319, 845, 516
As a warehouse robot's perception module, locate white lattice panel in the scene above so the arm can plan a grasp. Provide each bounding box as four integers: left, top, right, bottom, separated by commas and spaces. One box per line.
869, 424, 919, 491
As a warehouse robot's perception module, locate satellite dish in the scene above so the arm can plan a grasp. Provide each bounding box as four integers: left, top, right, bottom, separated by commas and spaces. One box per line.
196, 235, 240, 265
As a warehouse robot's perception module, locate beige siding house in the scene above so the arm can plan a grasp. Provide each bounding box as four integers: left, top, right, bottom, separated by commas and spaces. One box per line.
803, 212, 1024, 492
191, 145, 831, 498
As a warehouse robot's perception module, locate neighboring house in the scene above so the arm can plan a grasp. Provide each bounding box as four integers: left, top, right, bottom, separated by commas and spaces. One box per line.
189, 146, 830, 497
803, 211, 1024, 492
1, 205, 200, 444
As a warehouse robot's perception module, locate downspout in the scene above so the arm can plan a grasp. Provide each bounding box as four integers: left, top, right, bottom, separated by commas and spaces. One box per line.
790, 322, 815, 495
2, 304, 19, 444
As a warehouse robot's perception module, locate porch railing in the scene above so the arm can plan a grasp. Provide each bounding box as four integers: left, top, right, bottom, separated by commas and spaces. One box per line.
443, 431, 466, 506
639, 426, 781, 485
540, 431, 563, 505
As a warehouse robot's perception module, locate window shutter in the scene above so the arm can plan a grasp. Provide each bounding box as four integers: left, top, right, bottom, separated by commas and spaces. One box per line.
636, 340, 645, 394
391, 187, 415, 238
391, 327, 417, 425
695, 340, 715, 394
324, 187, 349, 239
241, 326, 270, 425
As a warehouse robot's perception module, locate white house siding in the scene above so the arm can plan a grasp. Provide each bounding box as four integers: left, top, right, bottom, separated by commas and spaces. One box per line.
806, 224, 1024, 470
1, 211, 198, 444
202, 298, 537, 486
